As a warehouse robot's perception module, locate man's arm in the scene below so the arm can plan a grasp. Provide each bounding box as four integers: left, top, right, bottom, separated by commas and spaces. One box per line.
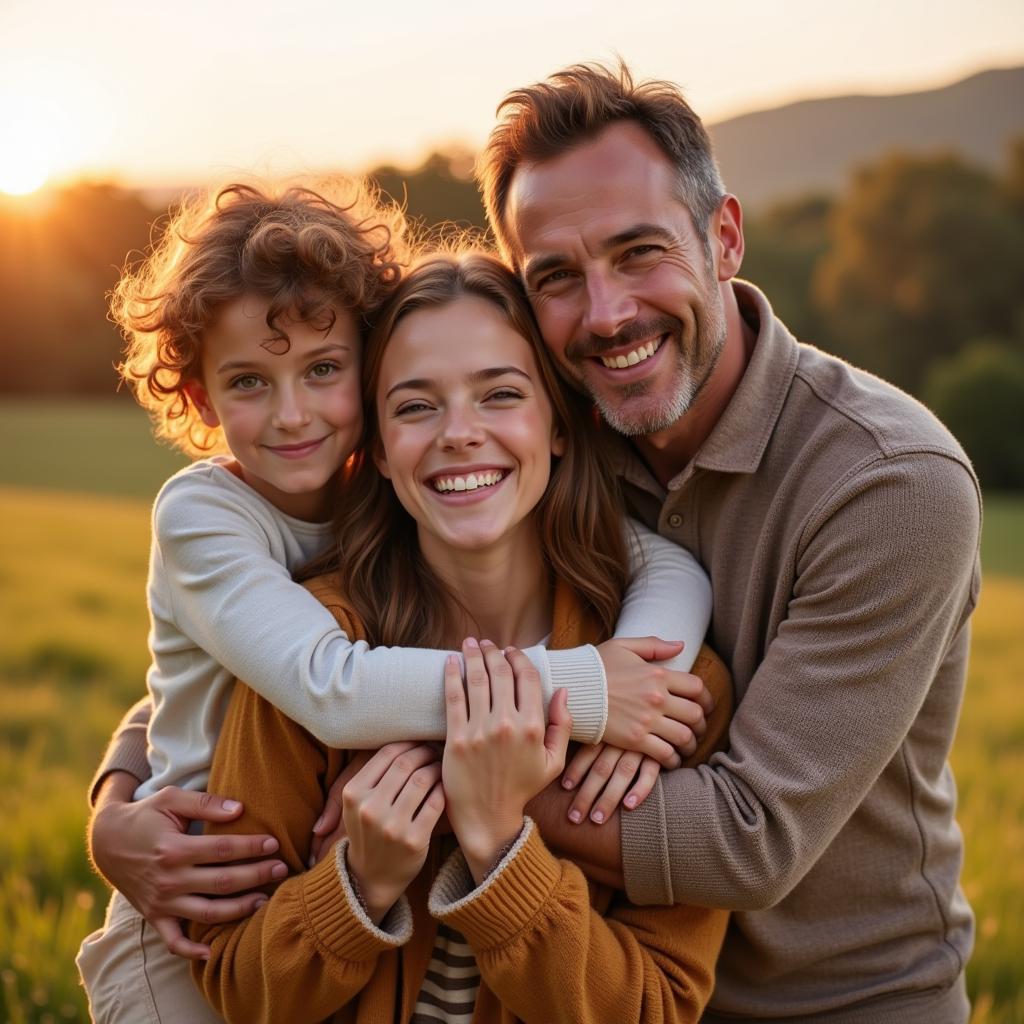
621, 454, 981, 908
88, 697, 152, 806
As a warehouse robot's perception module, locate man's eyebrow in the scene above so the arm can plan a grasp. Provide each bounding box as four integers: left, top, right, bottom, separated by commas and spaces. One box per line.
522, 224, 677, 282
385, 365, 531, 400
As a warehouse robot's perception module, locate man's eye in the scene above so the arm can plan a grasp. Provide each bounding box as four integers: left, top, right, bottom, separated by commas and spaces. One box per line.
536, 270, 572, 290
231, 374, 263, 391
624, 245, 660, 259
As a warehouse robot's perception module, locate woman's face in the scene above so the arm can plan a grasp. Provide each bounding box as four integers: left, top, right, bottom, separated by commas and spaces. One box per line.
375, 293, 566, 558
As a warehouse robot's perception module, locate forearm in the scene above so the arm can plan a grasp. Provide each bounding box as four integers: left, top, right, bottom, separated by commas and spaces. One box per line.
432, 823, 723, 1023
88, 697, 152, 807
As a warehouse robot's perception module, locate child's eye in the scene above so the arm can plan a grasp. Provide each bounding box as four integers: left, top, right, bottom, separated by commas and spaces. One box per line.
230, 374, 264, 391
308, 361, 339, 380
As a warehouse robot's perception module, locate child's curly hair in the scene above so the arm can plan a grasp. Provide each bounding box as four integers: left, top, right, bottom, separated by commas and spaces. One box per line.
115, 179, 408, 456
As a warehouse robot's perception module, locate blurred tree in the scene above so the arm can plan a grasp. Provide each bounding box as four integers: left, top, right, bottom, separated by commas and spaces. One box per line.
924, 341, 1024, 490
369, 148, 487, 242
0, 184, 158, 395
812, 153, 1024, 393
741, 194, 833, 342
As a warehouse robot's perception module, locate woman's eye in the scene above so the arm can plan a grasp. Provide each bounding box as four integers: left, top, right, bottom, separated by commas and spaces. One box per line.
395, 400, 433, 416
230, 374, 263, 391
486, 388, 524, 403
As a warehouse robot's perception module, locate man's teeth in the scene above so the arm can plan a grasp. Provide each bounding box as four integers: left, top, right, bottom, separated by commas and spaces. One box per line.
432, 471, 506, 493
600, 338, 662, 369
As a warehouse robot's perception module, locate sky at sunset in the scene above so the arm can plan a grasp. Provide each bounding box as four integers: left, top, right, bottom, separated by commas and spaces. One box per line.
1, 0, 1022, 194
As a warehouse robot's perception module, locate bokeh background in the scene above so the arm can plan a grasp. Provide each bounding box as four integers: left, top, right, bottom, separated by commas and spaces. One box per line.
1, 1, 1022, 1020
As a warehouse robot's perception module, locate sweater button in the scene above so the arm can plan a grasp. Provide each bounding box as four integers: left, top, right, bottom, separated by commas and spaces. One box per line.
668, 513, 683, 529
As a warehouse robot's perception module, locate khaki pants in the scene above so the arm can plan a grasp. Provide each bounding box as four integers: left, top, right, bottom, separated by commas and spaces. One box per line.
76, 891, 223, 1024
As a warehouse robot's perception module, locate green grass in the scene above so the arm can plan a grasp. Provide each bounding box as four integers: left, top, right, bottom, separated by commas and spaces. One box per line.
0, 400, 1022, 1021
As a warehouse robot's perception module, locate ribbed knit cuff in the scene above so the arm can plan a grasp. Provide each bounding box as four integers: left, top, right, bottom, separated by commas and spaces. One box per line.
619, 775, 674, 906
295, 839, 413, 960
428, 820, 561, 950
546, 645, 608, 743
88, 726, 152, 807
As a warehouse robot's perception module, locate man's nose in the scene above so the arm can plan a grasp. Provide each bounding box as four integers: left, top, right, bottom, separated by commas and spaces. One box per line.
581, 273, 638, 339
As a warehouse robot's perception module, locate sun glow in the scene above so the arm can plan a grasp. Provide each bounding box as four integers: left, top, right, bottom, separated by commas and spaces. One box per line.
0, 94, 61, 195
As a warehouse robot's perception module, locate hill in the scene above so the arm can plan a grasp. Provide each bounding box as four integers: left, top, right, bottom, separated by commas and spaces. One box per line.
709, 66, 1024, 207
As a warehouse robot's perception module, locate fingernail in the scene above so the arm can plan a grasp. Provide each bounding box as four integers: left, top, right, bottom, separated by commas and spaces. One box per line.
262, 838, 279, 854
591, 810, 605, 824
447, 654, 459, 667
480, 638, 493, 648
465, 637, 479, 648
312, 815, 323, 832
625, 794, 638, 809
254, 897, 268, 909
222, 799, 241, 812
561, 777, 575, 790
308, 854, 316, 868
271, 863, 288, 879
568, 809, 582, 824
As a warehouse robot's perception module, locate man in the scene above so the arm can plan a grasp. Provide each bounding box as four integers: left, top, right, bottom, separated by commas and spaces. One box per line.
481, 63, 979, 1021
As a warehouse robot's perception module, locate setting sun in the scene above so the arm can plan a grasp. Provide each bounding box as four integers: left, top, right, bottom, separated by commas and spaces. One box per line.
0, 93, 58, 195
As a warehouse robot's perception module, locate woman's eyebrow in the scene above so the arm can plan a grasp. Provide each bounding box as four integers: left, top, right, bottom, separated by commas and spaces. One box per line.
385, 366, 531, 400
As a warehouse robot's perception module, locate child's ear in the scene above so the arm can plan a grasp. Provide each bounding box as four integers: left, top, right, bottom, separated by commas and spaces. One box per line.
184, 381, 220, 428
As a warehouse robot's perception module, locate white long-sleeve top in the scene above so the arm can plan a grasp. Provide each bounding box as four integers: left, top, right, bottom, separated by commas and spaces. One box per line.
137, 457, 711, 799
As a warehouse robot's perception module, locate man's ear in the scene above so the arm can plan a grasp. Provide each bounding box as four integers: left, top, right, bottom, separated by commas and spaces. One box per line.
711, 194, 744, 282
184, 380, 220, 428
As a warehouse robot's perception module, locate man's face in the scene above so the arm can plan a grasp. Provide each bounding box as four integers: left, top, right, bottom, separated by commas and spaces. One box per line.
506, 121, 727, 437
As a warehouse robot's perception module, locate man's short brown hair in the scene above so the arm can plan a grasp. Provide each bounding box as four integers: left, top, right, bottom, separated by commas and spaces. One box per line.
478, 61, 726, 264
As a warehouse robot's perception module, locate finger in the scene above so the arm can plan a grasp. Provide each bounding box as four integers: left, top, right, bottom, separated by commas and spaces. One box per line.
589, 750, 644, 824
392, 761, 443, 820
444, 653, 468, 732
309, 818, 348, 868
462, 637, 492, 720
151, 917, 210, 961
346, 741, 420, 797
155, 787, 248, 824
612, 636, 686, 662
665, 670, 715, 714
561, 743, 604, 791
480, 640, 516, 715
375, 745, 440, 804
168, 832, 280, 868
544, 687, 573, 774
636, 733, 684, 770
623, 756, 662, 811
663, 692, 708, 733
567, 742, 623, 824
171, 891, 270, 927
505, 646, 543, 722
179, 858, 289, 896
410, 780, 447, 838
651, 717, 698, 760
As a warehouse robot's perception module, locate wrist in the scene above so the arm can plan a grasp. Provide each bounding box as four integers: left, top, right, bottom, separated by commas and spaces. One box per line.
344, 851, 400, 927
95, 770, 139, 809
457, 818, 526, 886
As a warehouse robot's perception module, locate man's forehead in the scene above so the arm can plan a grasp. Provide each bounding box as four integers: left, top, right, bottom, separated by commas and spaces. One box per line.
505, 121, 680, 263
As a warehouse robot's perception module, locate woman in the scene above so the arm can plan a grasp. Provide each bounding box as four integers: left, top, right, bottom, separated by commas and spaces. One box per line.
191, 252, 733, 1023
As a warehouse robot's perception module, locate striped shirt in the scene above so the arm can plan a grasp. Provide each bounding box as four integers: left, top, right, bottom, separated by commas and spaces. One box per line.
410, 920, 480, 1023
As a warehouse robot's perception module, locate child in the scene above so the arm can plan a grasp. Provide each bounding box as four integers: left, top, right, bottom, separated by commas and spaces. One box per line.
77, 181, 714, 1023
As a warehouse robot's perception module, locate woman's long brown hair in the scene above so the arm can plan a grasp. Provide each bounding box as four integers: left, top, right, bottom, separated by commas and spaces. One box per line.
304, 251, 631, 647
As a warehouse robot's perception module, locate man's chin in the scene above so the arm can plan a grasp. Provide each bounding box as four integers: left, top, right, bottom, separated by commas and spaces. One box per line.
592, 390, 691, 437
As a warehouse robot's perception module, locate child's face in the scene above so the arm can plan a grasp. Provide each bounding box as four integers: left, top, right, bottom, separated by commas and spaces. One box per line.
188, 294, 362, 521
374, 293, 565, 558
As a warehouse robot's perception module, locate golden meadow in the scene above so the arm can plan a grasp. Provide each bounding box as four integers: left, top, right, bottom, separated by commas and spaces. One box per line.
1, 400, 1021, 1022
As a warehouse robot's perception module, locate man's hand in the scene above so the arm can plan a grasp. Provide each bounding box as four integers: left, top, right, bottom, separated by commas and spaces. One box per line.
89, 772, 286, 960
598, 637, 713, 765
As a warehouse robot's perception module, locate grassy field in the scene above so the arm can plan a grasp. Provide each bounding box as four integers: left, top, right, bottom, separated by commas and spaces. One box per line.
1, 400, 1022, 1022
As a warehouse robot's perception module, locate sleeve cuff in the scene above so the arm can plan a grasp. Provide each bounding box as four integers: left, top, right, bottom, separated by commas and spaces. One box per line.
620, 776, 675, 906
88, 731, 152, 807
295, 839, 413, 960
545, 645, 608, 743
428, 820, 561, 949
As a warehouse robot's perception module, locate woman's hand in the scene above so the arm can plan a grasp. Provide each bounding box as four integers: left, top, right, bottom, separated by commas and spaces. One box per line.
88, 772, 286, 959
443, 639, 573, 885
560, 743, 662, 824
342, 742, 446, 925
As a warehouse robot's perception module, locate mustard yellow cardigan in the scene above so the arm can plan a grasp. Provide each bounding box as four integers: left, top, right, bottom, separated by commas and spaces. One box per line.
192, 574, 733, 1023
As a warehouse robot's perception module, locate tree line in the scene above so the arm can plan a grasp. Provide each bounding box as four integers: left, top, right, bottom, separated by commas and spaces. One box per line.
1, 142, 1021, 488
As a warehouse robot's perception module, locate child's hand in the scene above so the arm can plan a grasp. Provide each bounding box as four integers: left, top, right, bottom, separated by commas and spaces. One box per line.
560, 744, 662, 825
443, 639, 573, 885
342, 742, 446, 925
597, 637, 713, 765
89, 773, 286, 959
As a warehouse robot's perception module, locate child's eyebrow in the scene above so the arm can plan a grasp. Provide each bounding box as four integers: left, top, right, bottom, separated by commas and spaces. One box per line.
385, 365, 531, 400
216, 343, 352, 374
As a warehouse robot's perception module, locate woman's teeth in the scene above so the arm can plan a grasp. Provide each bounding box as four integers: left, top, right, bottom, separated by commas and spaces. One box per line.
600, 337, 662, 369
432, 470, 506, 493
